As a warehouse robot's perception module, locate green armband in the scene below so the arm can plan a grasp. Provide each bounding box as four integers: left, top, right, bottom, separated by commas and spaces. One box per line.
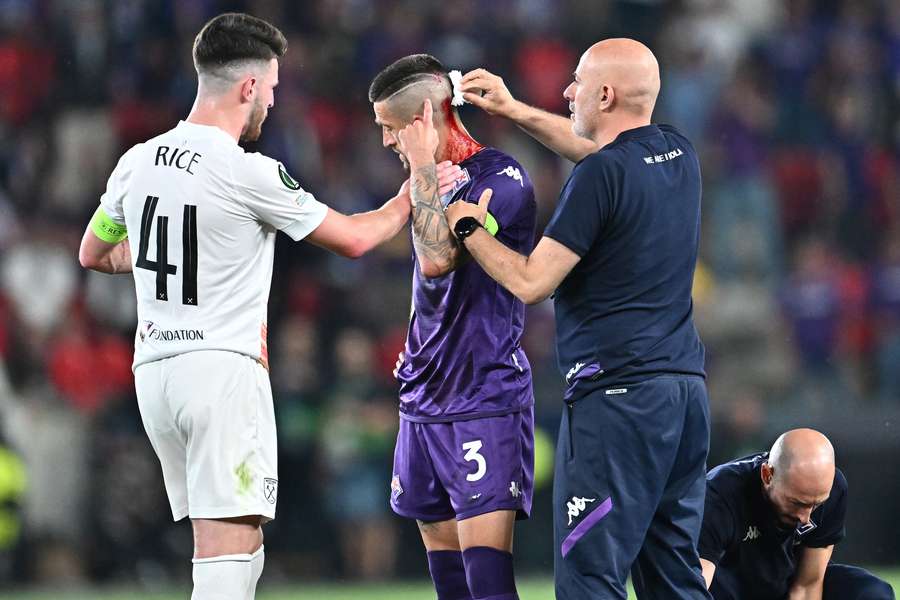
90, 206, 128, 243
484, 212, 499, 236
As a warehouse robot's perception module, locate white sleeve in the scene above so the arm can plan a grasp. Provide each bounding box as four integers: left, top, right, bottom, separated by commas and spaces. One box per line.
232, 152, 328, 241
99, 144, 142, 225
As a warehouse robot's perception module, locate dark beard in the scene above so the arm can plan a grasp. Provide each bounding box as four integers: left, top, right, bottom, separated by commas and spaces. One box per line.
240, 101, 265, 142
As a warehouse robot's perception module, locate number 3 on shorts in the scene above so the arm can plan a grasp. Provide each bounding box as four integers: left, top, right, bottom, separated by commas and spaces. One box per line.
462, 440, 487, 482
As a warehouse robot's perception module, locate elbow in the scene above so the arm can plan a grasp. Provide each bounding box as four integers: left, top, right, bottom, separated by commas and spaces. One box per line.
78, 247, 96, 270
340, 235, 371, 259
517, 284, 551, 305
418, 256, 453, 279
343, 243, 367, 259
420, 262, 451, 279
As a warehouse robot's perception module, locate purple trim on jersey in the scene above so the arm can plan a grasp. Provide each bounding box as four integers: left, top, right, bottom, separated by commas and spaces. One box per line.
561, 496, 613, 558
563, 363, 604, 401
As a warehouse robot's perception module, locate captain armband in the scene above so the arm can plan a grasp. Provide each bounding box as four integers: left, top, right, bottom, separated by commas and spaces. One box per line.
484, 212, 499, 236
89, 206, 128, 243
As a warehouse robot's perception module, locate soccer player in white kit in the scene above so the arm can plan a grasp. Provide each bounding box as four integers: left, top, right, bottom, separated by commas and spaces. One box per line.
78, 12, 459, 600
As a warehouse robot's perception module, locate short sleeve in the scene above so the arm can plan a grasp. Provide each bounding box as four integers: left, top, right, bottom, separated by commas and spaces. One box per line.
233, 152, 328, 241
462, 163, 531, 232
698, 485, 738, 564
542, 156, 608, 257
99, 144, 143, 225
803, 470, 847, 548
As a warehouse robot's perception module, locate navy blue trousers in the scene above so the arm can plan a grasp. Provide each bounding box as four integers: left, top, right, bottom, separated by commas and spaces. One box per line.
553, 375, 712, 599
711, 563, 894, 599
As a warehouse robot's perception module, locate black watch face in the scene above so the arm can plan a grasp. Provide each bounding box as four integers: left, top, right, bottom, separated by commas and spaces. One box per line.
456, 217, 479, 239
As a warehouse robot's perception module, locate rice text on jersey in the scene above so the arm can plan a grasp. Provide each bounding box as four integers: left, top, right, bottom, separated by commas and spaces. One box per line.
155, 145, 202, 175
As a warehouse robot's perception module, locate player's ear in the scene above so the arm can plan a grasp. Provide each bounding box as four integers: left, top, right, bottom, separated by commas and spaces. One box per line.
240, 76, 257, 104
761, 463, 774, 486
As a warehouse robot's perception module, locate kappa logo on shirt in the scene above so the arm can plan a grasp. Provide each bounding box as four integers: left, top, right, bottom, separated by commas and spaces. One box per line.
742, 525, 761, 542
566, 496, 596, 526
565, 361, 586, 385
509, 481, 522, 499
496, 166, 524, 187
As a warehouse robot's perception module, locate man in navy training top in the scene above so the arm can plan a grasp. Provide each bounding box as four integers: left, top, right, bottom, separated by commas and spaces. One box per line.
700, 429, 894, 600
369, 54, 537, 600
447, 39, 711, 599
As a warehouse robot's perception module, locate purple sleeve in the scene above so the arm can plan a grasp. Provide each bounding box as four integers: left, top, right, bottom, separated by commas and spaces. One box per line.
461, 168, 531, 232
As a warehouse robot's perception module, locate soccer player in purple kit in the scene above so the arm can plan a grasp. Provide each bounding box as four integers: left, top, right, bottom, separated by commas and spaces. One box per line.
368, 54, 537, 600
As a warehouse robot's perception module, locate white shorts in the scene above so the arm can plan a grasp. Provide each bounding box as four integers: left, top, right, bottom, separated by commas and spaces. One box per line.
135, 350, 278, 521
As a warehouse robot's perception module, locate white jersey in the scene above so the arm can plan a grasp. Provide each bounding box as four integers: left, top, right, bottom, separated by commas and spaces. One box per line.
100, 121, 328, 368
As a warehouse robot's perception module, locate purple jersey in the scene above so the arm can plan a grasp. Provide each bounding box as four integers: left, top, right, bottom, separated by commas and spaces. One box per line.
398, 148, 536, 422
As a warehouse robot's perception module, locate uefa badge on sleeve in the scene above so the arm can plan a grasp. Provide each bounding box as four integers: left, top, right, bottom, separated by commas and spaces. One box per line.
278, 163, 301, 191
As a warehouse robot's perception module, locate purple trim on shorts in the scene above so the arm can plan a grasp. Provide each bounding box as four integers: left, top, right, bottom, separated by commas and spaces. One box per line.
560, 496, 613, 558
563, 363, 604, 401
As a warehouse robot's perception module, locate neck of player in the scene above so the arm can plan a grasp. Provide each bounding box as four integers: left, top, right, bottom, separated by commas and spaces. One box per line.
438, 111, 484, 164
186, 95, 245, 142
591, 114, 652, 150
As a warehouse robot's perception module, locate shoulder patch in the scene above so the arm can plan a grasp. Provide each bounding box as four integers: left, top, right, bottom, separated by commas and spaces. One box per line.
440, 168, 471, 207
278, 163, 301, 191
496, 165, 524, 187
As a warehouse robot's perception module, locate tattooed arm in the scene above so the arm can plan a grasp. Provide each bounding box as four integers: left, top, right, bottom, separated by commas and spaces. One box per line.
409, 162, 465, 277
398, 99, 466, 278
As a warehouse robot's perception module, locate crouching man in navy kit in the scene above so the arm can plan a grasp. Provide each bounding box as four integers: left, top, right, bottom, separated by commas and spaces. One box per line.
448, 39, 711, 599
700, 429, 894, 600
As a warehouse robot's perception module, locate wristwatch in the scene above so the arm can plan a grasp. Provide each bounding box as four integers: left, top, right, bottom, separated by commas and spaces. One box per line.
454, 216, 482, 242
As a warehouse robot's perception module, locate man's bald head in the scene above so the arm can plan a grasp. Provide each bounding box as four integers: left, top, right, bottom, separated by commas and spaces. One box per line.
769, 428, 836, 488
564, 38, 660, 143
762, 429, 836, 529
583, 38, 660, 116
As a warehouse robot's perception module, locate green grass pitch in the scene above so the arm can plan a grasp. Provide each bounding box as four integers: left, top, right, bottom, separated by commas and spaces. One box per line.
2, 571, 897, 599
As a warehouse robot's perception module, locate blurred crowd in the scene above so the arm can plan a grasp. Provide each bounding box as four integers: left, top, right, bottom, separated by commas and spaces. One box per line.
0, 0, 898, 586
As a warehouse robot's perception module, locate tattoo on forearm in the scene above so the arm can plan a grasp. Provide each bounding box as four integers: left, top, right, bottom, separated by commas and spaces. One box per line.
410, 164, 457, 267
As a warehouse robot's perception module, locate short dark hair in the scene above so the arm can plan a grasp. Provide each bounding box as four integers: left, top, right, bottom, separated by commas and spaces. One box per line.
193, 13, 287, 73
368, 54, 450, 103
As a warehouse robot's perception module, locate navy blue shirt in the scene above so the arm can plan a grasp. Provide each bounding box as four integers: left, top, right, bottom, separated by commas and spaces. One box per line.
699, 453, 848, 600
543, 124, 705, 399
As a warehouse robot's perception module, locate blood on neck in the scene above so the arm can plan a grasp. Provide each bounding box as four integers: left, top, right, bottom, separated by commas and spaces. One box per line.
439, 98, 483, 164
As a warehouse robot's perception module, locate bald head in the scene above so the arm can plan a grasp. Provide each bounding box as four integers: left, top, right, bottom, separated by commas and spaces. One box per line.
762, 429, 836, 528
769, 428, 835, 486
565, 38, 661, 145
582, 38, 660, 116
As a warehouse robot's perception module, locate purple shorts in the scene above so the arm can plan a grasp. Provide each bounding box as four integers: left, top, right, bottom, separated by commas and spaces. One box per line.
390, 407, 534, 522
